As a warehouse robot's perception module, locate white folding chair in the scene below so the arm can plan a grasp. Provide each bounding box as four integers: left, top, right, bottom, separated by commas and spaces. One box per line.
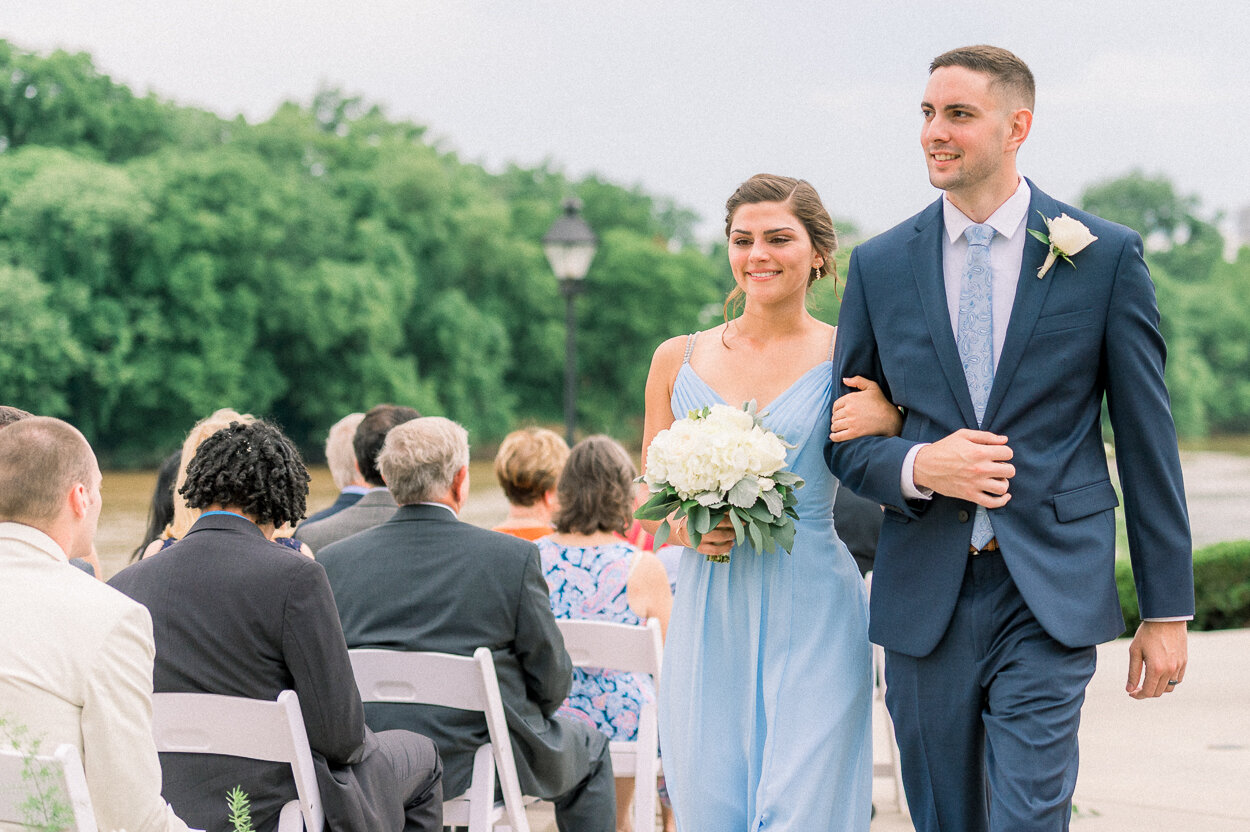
0, 742, 97, 831
865, 573, 908, 816
556, 617, 662, 832
348, 646, 532, 832
151, 689, 324, 832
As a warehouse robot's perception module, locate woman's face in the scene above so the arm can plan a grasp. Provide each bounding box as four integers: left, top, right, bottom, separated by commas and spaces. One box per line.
727, 202, 822, 306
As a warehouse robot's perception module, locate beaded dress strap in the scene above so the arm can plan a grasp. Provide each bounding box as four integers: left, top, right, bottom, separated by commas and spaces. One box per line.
683, 332, 698, 364
826, 329, 836, 362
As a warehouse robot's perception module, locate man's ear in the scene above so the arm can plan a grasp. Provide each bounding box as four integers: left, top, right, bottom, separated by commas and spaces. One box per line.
67, 482, 90, 520
1006, 107, 1033, 151
454, 466, 470, 504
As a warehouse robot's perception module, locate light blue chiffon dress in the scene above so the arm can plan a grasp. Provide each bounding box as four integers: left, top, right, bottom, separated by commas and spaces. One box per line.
659, 334, 873, 831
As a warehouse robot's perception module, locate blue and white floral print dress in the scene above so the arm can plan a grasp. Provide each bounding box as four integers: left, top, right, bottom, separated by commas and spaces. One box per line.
536, 538, 656, 742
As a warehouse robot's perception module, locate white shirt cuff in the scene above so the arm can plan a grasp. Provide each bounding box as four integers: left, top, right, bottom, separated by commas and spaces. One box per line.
901, 444, 934, 501
1142, 616, 1193, 622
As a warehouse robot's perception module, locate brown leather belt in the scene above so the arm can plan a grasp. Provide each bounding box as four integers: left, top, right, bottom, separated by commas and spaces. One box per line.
969, 538, 1000, 555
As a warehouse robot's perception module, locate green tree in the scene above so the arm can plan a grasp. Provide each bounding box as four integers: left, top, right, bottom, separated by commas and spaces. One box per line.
1080, 170, 1224, 282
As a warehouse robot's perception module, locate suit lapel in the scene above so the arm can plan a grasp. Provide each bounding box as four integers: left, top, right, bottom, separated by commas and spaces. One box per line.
909, 201, 979, 428
982, 183, 1059, 426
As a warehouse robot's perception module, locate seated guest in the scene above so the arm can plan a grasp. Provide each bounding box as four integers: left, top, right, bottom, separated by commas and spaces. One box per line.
142, 408, 312, 558
304, 412, 368, 524
536, 435, 673, 832
0, 417, 191, 832
492, 427, 569, 540
0, 405, 101, 578
322, 417, 615, 831
296, 404, 419, 553
110, 420, 442, 832
130, 450, 180, 562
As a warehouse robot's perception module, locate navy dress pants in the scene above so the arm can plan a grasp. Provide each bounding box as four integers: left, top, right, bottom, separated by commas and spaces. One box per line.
884, 549, 1097, 832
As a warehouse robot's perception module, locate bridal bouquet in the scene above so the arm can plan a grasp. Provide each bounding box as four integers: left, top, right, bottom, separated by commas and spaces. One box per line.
635, 401, 803, 563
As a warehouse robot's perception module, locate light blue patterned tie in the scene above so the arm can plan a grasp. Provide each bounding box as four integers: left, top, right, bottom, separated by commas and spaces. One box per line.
957, 223, 996, 550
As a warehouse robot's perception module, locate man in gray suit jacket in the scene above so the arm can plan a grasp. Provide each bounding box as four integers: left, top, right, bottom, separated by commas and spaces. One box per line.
321, 417, 616, 832
296, 404, 419, 553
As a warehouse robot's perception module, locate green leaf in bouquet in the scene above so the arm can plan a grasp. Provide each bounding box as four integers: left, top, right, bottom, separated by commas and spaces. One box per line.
759, 522, 778, 554
728, 508, 746, 546
785, 505, 800, 520
689, 503, 711, 535
772, 470, 803, 488
653, 518, 673, 549
688, 523, 704, 549
759, 487, 783, 518
772, 518, 796, 553
747, 520, 765, 553
727, 477, 758, 508
743, 399, 758, 418
634, 490, 680, 520
745, 501, 774, 523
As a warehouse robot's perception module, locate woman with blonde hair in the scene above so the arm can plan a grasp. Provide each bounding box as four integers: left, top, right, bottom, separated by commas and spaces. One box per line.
492, 427, 570, 541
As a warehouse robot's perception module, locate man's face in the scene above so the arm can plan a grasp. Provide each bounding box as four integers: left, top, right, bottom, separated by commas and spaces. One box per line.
920, 66, 1018, 200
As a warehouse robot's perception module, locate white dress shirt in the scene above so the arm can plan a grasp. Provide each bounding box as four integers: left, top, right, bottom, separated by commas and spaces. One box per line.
900, 178, 1031, 499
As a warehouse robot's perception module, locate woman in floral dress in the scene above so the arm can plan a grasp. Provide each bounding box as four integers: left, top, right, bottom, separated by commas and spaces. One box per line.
536, 435, 673, 832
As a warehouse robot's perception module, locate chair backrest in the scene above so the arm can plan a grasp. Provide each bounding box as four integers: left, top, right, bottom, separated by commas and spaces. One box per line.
349, 647, 530, 832
557, 617, 663, 686
555, 618, 663, 832
0, 742, 97, 831
151, 689, 324, 832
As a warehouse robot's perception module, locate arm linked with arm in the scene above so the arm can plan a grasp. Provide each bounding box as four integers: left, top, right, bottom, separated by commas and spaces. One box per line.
825, 252, 924, 515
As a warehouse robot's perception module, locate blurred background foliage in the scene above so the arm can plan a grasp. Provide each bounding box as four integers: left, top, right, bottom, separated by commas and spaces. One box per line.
1, 42, 1247, 464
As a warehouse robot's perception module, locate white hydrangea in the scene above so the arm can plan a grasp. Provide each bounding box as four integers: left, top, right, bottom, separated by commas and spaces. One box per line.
644, 404, 790, 501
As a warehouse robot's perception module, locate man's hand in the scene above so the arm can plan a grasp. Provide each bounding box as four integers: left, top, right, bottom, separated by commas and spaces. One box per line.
912, 429, 1014, 507
1126, 620, 1188, 699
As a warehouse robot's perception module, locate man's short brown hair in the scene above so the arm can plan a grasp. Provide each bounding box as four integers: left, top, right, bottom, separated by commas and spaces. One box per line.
0, 417, 95, 525
931, 45, 1035, 111
354, 404, 422, 487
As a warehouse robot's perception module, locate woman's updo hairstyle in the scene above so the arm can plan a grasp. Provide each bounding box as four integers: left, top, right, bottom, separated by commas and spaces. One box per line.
723, 174, 839, 318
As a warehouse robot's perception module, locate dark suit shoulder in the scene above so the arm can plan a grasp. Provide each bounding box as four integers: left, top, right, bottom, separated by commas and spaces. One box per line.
850, 200, 941, 263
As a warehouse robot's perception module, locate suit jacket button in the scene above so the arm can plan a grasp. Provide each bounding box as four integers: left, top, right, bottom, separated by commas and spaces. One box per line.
958, 509, 970, 523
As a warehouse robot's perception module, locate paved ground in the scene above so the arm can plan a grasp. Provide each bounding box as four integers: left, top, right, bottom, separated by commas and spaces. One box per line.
529, 449, 1250, 831
526, 629, 1250, 831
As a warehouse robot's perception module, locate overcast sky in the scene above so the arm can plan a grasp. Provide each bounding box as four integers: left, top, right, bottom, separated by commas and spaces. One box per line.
4, 1, 1247, 241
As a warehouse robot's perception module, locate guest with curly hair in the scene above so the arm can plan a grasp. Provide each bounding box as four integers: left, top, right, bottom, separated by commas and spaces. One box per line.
110, 420, 443, 832
142, 408, 312, 558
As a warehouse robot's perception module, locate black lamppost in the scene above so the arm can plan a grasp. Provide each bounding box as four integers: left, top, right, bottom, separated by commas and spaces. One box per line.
542, 199, 598, 447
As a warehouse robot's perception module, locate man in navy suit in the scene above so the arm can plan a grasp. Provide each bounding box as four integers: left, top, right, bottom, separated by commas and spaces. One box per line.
828, 45, 1193, 830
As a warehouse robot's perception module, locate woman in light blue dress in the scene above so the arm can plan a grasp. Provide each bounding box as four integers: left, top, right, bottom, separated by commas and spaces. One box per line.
640, 174, 901, 831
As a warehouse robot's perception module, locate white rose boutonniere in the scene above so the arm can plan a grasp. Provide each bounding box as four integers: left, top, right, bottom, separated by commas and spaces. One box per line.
1028, 212, 1098, 279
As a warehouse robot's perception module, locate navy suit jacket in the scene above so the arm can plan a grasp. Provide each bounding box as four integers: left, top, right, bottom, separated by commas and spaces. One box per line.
303, 489, 365, 525
827, 182, 1193, 657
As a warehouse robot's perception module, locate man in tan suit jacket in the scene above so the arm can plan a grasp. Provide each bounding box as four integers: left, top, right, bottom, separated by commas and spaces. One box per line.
0, 417, 189, 832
